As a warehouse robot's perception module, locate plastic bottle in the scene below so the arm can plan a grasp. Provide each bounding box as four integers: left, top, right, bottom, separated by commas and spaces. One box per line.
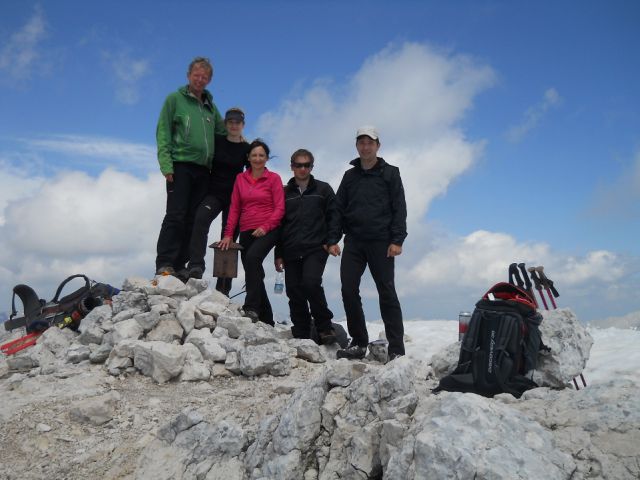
274, 271, 285, 294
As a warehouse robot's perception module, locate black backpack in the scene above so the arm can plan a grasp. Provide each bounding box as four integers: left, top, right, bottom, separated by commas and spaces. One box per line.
4, 274, 119, 333
434, 282, 545, 398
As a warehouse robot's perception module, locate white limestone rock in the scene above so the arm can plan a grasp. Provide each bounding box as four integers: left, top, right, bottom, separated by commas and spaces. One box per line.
429, 341, 461, 379
66, 344, 91, 364
185, 328, 227, 362
325, 359, 368, 387
238, 343, 292, 377
134, 310, 161, 332
77, 324, 105, 346
147, 294, 179, 310
146, 315, 184, 343
112, 308, 139, 324
385, 392, 575, 479
534, 308, 594, 388
176, 300, 196, 335
112, 291, 148, 315
150, 275, 188, 297
40, 327, 75, 358
288, 338, 326, 363
89, 343, 112, 364
121, 276, 150, 292
135, 409, 246, 480
133, 341, 185, 383
112, 318, 144, 344
69, 391, 121, 426
179, 343, 210, 382
194, 309, 216, 329
239, 322, 279, 346
224, 351, 241, 375
77, 304, 112, 332
216, 315, 254, 339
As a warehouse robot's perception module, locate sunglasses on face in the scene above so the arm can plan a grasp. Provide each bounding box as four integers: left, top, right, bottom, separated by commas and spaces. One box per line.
292, 162, 312, 169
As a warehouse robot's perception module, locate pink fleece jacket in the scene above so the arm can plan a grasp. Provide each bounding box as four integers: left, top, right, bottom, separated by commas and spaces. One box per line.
224, 168, 285, 237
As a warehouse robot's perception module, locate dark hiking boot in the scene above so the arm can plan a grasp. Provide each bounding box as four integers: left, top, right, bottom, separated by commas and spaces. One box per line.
242, 309, 259, 323
188, 266, 204, 279
156, 265, 176, 276
336, 343, 366, 360
175, 268, 190, 283
318, 329, 337, 345
387, 352, 405, 363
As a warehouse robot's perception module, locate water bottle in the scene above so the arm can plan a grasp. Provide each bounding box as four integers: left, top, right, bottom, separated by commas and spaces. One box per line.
274, 271, 284, 294
458, 311, 471, 341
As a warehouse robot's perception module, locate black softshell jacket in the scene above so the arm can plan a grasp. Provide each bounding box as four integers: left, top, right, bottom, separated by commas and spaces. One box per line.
328, 157, 407, 246
275, 176, 337, 259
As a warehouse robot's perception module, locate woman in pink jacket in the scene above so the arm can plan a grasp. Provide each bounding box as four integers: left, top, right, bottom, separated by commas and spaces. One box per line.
219, 139, 284, 325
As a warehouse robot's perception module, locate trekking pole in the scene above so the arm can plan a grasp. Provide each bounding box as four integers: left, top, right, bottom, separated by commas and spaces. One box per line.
533, 266, 558, 309
527, 267, 549, 310
508, 263, 523, 288
229, 284, 247, 300
517, 263, 538, 308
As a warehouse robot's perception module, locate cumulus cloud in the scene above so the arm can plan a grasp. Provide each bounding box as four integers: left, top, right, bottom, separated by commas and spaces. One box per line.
0, 166, 165, 312
102, 50, 151, 104
506, 87, 562, 143
20, 134, 157, 174
0, 5, 47, 83
258, 42, 496, 219
257, 43, 634, 322
0, 160, 45, 225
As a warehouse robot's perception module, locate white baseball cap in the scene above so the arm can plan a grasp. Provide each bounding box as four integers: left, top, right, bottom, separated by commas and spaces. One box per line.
356, 126, 379, 141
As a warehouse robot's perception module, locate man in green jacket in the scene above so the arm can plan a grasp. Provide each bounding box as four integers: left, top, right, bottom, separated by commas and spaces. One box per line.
155, 57, 226, 278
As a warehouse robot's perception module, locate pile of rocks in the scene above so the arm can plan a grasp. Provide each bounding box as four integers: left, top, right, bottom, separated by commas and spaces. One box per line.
1, 275, 330, 383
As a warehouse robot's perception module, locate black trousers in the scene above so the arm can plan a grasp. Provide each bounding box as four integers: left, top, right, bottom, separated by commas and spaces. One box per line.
340, 237, 405, 355
188, 195, 235, 295
284, 248, 333, 338
156, 162, 209, 271
239, 229, 279, 326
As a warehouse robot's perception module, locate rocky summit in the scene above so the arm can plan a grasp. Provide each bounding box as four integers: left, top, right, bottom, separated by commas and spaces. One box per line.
0, 277, 638, 479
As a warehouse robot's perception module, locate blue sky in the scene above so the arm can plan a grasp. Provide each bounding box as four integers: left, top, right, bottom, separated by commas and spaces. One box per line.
1, 1, 639, 323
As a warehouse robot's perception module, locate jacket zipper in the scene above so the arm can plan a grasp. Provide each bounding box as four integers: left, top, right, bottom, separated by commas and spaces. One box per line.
198, 103, 210, 164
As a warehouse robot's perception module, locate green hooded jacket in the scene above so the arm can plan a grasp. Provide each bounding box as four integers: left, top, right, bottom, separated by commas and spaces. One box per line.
156, 86, 227, 175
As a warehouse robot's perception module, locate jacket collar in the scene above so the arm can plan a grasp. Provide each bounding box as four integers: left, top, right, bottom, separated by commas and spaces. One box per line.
349, 157, 387, 171
179, 85, 214, 108
286, 174, 316, 191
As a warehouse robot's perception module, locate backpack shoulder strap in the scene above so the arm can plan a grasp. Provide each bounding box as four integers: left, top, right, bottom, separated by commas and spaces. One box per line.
52, 274, 91, 303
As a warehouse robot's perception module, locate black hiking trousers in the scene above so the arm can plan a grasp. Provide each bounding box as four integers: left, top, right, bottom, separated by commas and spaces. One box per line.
239, 229, 279, 326
284, 248, 333, 338
188, 194, 236, 295
340, 237, 405, 356
156, 162, 209, 271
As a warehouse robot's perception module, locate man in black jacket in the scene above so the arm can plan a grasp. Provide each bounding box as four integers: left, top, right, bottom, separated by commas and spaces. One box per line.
327, 126, 407, 361
275, 149, 338, 345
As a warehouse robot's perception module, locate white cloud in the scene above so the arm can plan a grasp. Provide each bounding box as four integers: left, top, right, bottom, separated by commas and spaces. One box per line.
506, 87, 562, 143
258, 42, 496, 216
0, 165, 165, 313
102, 50, 151, 104
256, 43, 637, 322
0, 160, 45, 225
0, 6, 47, 83
21, 134, 157, 174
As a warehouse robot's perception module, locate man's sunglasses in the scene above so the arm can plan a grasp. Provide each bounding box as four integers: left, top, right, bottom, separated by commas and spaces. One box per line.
292, 162, 312, 169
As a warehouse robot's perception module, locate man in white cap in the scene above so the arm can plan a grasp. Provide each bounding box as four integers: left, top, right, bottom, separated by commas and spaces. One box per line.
327, 126, 407, 361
